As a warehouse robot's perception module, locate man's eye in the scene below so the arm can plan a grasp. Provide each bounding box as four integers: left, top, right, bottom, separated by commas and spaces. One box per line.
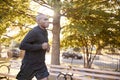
44, 18, 48, 20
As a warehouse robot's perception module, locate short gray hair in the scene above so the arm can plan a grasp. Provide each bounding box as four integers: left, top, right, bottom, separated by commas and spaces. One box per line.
36, 13, 45, 22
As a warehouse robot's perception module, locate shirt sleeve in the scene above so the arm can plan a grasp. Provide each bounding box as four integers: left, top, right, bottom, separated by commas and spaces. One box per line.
19, 29, 43, 51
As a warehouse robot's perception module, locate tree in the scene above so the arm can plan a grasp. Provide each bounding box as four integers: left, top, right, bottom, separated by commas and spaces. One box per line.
0, 0, 35, 46
61, 0, 120, 68
0, 0, 62, 65
33, 0, 70, 65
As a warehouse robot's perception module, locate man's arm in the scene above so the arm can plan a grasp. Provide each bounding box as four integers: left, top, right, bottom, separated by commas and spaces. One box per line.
19, 30, 42, 51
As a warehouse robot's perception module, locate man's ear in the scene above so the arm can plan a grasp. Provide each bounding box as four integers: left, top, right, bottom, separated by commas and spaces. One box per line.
39, 19, 42, 23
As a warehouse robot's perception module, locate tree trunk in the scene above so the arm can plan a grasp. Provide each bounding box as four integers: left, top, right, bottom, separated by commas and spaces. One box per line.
86, 47, 90, 68
51, 11, 61, 65
0, 43, 1, 58
0, 43, 1, 53
96, 47, 102, 55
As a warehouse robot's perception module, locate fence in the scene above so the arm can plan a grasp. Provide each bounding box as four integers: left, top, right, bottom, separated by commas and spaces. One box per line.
93, 54, 120, 71
62, 54, 120, 72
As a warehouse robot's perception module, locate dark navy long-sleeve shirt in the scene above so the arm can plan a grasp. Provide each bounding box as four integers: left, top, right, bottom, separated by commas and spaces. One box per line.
19, 26, 48, 64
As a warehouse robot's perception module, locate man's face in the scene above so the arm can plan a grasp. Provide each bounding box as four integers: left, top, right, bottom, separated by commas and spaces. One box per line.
38, 15, 49, 29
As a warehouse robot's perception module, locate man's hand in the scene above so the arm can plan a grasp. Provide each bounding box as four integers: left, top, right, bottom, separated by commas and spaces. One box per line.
46, 45, 50, 52
42, 42, 50, 52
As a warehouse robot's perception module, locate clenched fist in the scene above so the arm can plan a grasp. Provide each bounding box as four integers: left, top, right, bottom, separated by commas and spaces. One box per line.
42, 42, 50, 52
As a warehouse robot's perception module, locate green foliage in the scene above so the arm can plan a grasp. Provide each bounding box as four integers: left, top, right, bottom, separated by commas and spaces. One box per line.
61, 0, 120, 68
0, 0, 35, 44
61, 0, 120, 49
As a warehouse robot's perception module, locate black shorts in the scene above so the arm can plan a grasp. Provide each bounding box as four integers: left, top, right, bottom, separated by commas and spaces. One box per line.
16, 62, 49, 80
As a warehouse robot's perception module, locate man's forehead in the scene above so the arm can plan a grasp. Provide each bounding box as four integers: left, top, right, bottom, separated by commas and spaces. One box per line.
39, 15, 48, 19
42, 15, 48, 19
